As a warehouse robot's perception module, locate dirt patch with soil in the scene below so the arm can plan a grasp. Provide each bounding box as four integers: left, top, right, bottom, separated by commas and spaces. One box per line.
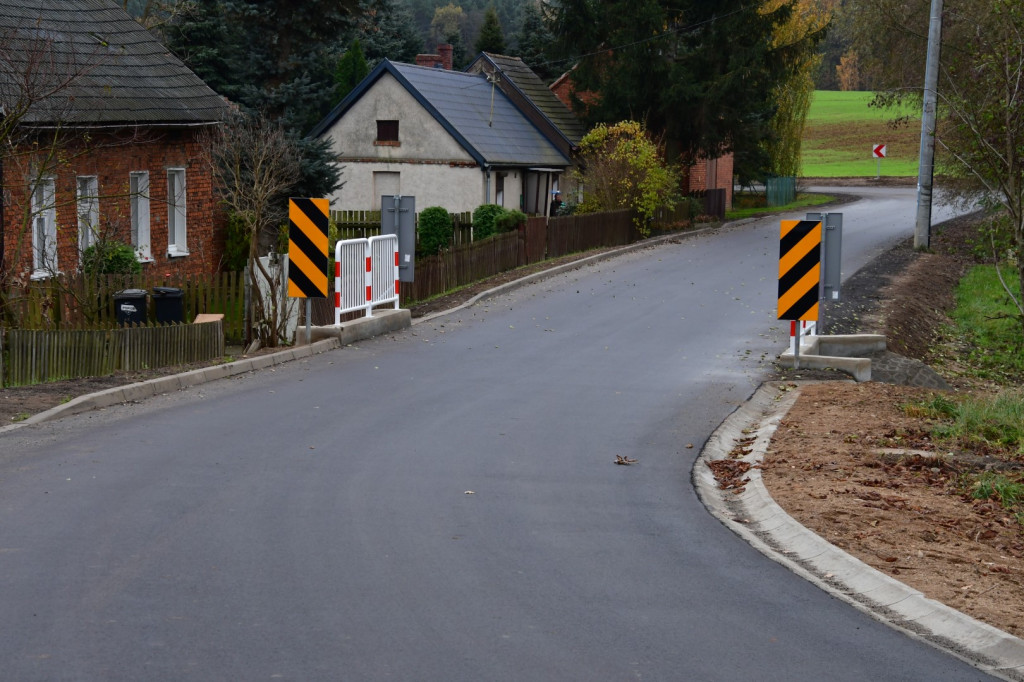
761, 381, 1024, 637
752, 211, 1024, 639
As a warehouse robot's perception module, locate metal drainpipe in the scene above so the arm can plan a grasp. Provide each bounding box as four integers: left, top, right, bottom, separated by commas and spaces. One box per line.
484, 166, 491, 204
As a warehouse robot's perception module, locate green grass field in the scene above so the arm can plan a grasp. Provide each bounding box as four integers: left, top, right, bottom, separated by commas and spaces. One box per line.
800, 91, 921, 177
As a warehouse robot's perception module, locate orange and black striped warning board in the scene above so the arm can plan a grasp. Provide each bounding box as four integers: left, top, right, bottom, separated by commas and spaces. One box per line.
777, 219, 822, 321
288, 198, 329, 298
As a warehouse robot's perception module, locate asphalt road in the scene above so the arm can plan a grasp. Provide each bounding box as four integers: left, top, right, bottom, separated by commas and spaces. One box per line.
0, 188, 992, 681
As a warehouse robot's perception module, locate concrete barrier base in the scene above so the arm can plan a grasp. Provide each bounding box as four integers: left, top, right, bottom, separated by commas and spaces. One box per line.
295, 308, 412, 346
777, 334, 886, 382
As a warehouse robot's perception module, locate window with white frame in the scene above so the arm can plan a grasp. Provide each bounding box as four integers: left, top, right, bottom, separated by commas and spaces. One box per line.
130, 171, 152, 261
167, 168, 187, 256
77, 175, 99, 258
31, 177, 57, 279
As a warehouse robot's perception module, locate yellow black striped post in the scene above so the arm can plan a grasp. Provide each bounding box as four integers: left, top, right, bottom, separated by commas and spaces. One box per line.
288, 198, 329, 298
777, 219, 822, 321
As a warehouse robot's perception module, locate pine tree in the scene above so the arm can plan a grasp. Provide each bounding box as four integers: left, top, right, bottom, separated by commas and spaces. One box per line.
335, 39, 370, 101
547, 0, 821, 174
163, 0, 356, 196
474, 6, 506, 55
348, 0, 423, 68
516, 2, 554, 80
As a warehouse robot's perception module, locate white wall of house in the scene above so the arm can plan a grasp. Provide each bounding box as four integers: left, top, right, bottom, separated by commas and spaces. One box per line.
324, 73, 472, 162
322, 73, 548, 215
323, 73, 478, 213
332, 162, 485, 213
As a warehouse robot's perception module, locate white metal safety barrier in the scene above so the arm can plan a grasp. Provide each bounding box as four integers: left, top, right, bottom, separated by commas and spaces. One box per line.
789, 319, 817, 355
334, 235, 399, 324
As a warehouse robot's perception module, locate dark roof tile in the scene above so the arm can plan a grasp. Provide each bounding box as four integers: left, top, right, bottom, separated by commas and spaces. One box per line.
0, 0, 227, 126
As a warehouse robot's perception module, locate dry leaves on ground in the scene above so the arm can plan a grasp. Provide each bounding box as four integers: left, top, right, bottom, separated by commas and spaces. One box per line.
760, 381, 1024, 637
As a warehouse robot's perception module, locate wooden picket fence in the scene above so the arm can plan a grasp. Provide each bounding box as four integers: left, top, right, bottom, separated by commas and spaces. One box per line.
2, 319, 225, 387
405, 231, 524, 303
403, 209, 637, 305
547, 209, 637, 258
3, 271, 245, 344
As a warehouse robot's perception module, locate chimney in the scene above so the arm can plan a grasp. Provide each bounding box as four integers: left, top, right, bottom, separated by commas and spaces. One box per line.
415, 53, 443, 68
437, 44, 453, 71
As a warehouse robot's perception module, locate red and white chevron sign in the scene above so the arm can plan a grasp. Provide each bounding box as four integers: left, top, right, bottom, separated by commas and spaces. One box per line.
873, 144, 887, 158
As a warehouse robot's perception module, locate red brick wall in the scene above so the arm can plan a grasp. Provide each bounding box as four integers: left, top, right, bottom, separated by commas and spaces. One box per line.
550, 72, 598, 111
2, 126, 225, 280
715, 153, 734, 211
415, 44, 453, 70
686, 153, 734, 210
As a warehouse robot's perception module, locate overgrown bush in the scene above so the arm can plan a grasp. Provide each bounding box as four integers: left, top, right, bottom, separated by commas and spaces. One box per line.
418, 206, 453, 256
574, 120, 681, 237
473, 203, 506, 240
81, 240, 142, 275
495, 209, 527, 232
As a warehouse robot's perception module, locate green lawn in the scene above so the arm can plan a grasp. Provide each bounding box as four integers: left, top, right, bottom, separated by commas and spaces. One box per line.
800, 91, 921, 177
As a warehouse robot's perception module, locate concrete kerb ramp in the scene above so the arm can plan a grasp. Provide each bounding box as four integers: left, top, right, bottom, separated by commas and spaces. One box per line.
295, 308, 411, 346
777, 333, 886, 382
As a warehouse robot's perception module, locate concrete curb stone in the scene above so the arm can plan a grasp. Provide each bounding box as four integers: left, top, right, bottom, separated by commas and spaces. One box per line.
0, 338, 341, 434
412, 225, 719, 326
695, 381, 1024, 681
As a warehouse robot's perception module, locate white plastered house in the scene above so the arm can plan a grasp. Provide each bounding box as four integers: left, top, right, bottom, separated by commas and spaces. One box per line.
308, 59, 571, 215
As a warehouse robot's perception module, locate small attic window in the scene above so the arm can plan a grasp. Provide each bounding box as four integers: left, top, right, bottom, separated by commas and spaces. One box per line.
375, 120, 399, 146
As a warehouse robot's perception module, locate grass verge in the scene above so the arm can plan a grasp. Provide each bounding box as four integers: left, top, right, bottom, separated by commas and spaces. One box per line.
725, 192, 834, 221
906, 390, 1024, 456
951, 265, 1024, 381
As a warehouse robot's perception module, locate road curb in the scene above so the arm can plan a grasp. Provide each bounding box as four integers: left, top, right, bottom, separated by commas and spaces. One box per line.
0, 338, 341, 433
413, 225, 718, 326
694, 381, 1024, 681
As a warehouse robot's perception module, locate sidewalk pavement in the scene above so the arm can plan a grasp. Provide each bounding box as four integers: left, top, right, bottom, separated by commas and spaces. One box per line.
695, 381, 1024, 682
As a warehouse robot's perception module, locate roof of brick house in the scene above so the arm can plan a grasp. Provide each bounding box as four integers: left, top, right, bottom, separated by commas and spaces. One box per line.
0, 0, 228, 126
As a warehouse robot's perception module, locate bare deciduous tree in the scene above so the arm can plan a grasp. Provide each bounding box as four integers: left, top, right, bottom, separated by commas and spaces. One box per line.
202, 111, 301, 348
850, 0, 1024, 329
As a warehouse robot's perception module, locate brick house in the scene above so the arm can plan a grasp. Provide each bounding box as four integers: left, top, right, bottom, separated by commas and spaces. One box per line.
0, 0, 229, 283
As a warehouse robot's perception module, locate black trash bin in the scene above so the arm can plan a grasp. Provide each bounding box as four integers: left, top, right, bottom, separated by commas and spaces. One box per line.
151, 286, 185, 324
113, 289, 148, 326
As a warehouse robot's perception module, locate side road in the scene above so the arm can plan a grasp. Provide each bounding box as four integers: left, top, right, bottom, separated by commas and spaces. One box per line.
696, 382, 1024, 682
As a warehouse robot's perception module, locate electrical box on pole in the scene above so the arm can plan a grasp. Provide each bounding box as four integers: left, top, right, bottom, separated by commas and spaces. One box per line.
806, 212, 843, 302
381, 195, 415, 283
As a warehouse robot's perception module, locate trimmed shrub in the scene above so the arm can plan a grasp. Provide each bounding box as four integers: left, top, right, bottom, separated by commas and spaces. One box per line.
418, 206, 453, 256
472, 203, 507, 240
81, 240, 142, 275
495, 209, 527, 232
